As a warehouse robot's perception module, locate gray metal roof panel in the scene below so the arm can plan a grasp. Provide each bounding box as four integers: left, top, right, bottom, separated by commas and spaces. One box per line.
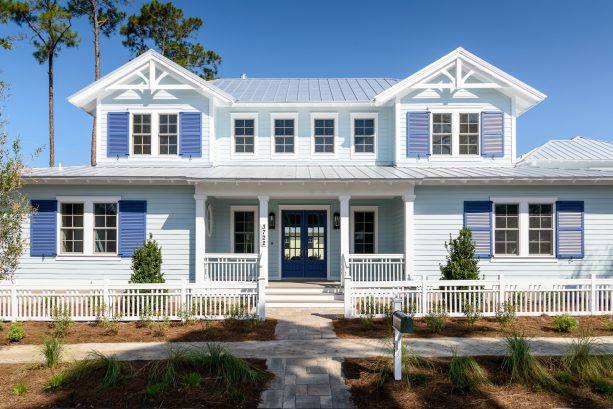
520, 136, 613, 162
208, 78, 401, 103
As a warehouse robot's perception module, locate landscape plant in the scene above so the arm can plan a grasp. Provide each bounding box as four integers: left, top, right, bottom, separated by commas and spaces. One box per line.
66, 351, 130, 388
52, 305, 73, 337
502, 333, 559, 391
41, 336, 62, 368
448, 353, 489, 392
44, 372, 64, 390
7, 322, 25, 341
130, 233, 164, 284
440, 228, 480, 280
552, 314, 578, 333
495, 301, 516, 329
561, 334, 611, 384
425, 306, 448, 333
462, 302, 481, 328
12, 383, 27, 396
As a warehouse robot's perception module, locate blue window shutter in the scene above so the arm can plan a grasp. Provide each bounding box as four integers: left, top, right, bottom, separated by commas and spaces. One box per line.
406, 111, 430, 157
30, 200, 57, 257
464, 201, 492, 258
118, 200, 147, 257
480, 111, 504, 157
107, 112, 129, 157
179, 112, 202, 158
556, 201, 584, 259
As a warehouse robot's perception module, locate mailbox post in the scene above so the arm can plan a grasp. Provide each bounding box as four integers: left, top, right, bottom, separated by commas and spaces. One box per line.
391, 297, 414, 381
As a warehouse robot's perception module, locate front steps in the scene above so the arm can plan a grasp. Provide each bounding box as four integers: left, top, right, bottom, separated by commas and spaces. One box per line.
265, 281, 344, 308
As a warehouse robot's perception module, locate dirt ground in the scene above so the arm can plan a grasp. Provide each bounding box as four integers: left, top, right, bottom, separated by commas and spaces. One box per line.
1, 319, 277, 345
343, 356, 613, 409
334, 315, 613, 339
2, 359, 270, 409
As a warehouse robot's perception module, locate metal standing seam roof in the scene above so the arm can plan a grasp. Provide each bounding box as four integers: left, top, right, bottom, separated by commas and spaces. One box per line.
519, 136, 613, 162
208, 78, 400, 103
23, 165, 613, 182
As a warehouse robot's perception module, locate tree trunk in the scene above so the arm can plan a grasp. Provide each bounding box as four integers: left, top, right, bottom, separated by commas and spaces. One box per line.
91, 13, 100, 166
48, 53, 54, 168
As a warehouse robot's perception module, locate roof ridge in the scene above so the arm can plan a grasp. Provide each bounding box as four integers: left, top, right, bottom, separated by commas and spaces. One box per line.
209, 77, 401, 81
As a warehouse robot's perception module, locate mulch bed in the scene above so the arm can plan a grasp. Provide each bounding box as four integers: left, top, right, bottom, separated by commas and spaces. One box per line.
1, 319, 277, 345
343, 356, 612, 409
1, 359, 271, 409
334, 316, 613, 339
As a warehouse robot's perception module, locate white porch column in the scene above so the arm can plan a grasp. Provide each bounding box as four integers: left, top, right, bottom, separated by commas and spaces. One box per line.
403, 194, 416, 280
194, 194, 207, 284
339, 195, 351, 273
258, 195, 270, 282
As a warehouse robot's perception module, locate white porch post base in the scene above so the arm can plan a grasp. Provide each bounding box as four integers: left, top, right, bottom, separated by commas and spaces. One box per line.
194, 194, 207, 284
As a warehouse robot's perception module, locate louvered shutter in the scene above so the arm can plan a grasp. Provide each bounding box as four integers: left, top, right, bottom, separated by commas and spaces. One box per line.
179, 112, 202, 158
464, 201, 492, 258
556, 201, 584, 259
480, 111, 504, 157
30, 200, 57, 257
118, 200, 146, 257
406, 111, 430, 157
107, 112, 130, 157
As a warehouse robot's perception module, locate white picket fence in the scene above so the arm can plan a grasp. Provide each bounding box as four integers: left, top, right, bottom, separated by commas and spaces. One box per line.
204, 254, 260, 281
0, 279, 266, 321
343, 274, 613, 318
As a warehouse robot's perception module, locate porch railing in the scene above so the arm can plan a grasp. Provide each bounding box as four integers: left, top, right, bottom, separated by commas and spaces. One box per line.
345, 254, 405, 282
204, 254, 260, 282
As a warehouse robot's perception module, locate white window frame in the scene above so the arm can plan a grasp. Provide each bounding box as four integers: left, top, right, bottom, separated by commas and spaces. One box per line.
490, 196, 557, 259
231, 113, 258, 158
350, 113, 378, 158
56, 196, 121, 258
131, 112, 154, 156
310, 113, 338, 157
126, 109, 187, 159
157, 112, 179, 156
230, 205, 259, 254
458, 112, 480, 156
426, 108, 484, 159
270, 113, 299, 158
350, 206, 379, 254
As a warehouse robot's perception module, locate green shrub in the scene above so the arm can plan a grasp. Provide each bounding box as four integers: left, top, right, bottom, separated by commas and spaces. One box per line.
495, 302, 516, 329
130, 233, 164, 284
593, 379, 613, 397
145, 383, 161, 399
552, 314, 578, 333
137, 306, 153, 329
502, 333, 559, 391
7, 322, 25, 342
605, 318, 613, 332
556, 371, 572, 384
101, 314, 121, 335
52, 306, 73, 338
44, 372, 64, 390
440, 228, 480, 280
181, 371, 202, 387
562, 334, 611, 384
425, 308, 447, 333
462, 303, 481, 328
41, 337, 63, 369
13, 383, 27, 396
448, 354, 489, 392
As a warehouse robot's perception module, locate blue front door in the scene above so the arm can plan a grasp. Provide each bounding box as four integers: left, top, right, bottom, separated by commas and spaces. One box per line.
282, 210, 327, 279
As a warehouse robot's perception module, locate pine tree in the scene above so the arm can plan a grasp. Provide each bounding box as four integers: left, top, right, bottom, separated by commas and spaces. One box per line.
440, 228, 480, 280
130, 233, 164, 283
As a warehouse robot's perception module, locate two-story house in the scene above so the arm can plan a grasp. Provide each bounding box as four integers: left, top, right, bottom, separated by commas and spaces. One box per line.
19, 48, 613, 306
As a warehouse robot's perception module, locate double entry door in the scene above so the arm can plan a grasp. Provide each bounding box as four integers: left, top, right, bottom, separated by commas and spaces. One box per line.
281, 210, 327, 279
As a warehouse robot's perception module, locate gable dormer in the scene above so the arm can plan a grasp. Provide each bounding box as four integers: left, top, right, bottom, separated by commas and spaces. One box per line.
374, 48, 546, 167
68, 50, 234, 165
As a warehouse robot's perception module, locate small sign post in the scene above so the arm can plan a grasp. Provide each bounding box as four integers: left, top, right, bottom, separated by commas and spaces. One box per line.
391, 297, 414, 381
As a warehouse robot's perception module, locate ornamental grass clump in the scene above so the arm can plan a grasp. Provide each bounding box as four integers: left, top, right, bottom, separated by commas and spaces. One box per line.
41, 337, 63, 369
561, 334, 612, 384
66, 351, 130, 388
502, 333, 559, 391
448, 353, 489, 392
51, 306, 73, 338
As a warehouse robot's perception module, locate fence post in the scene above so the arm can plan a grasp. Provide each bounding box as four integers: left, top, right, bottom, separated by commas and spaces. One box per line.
421, 275, 427, 317
257, 275, 266, 320
10, 281, 17, 322
498, 275, 505, 307
343, 275, 353, 318
590, 274, 597, 315
181, 278, 188, 321
103, 279, 110, 319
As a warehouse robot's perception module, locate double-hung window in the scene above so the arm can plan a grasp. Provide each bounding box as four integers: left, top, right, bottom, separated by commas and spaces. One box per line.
60, 203, 84, 253
352, 115, 376, 154
494, 204, 519, 255
133, 114, 152, 155
313, 117, 335, 154
232, 207, 256, 253
94, 203, 118, 254
234, 118, 255, 154
528, 204, 553, 255
274, 118, 295, 154
432, 113, 452, 155
429, 112, 481, 156
159, 114, 178, 155
459, 113, 479, 155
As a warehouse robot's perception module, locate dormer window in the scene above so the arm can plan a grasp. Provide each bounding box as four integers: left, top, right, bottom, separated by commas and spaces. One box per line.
159, 114, 178, 155
432, 113, 452, 155
133, 114, 152, 155
427, 112, 483, 157
459, 113, 479, 155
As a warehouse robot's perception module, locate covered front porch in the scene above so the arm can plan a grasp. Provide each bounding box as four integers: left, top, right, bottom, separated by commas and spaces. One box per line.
192, 181, 416, 294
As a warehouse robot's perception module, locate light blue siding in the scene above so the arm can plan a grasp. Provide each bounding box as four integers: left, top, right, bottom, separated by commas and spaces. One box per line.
414, 186, 613, 279
19, 185, 195, 282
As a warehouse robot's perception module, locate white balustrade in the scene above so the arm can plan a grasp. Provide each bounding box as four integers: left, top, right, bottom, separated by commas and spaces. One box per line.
204, 253, 260, 282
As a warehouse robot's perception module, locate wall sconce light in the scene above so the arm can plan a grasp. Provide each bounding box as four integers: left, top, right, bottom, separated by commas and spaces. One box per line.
333, 212, 340, 229
268, 212, 276, 229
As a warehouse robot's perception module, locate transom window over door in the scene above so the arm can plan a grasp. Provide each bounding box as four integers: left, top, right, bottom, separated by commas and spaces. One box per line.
133, 114, 152, 155
354, 118, 375, 153
432, 113, 452, 155
234, 119, 255, 153
529, 204, 553, 255
353, 210, 376, 254
159, 114, 178, 155
233, 210, 255, 253
60, 203, 84, 253
274, 119, 295, 153
494, 204, 519, 255
94, 203, 117, 254
314, 119, 335, 153
459, 113, 479, 155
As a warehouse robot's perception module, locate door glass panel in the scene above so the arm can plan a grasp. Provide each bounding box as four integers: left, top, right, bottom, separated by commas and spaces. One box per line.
307, 213, 325, 260
283, 213, 302, 260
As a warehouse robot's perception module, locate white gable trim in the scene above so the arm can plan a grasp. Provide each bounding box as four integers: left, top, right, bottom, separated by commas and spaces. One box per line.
68, 49, 234, 113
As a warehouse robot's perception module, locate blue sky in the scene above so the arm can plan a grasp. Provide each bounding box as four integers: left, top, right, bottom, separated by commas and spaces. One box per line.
1, 0, 612, 167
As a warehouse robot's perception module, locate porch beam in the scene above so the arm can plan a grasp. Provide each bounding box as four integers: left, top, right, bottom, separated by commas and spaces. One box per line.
194, 194, 207, 284
403, 194, 416, 280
